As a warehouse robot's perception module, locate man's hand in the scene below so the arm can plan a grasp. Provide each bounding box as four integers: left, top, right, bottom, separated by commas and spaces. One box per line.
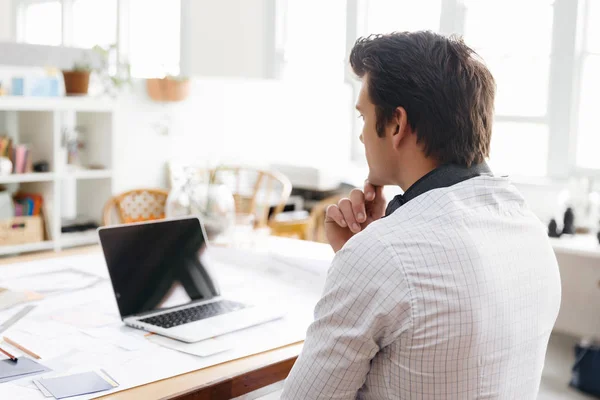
325, 181, 386, 252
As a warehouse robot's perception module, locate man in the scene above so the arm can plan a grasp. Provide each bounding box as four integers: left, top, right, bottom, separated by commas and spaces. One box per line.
281, 32, 561, 399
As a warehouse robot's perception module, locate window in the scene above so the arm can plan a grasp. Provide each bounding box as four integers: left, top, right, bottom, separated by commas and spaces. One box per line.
72, 0, 117, 49
489, 123, 549, 177
365, 0, 442, 34
15, 0, 181, 78
275, 0, 347, 81
20, 1, 62, 46
128, 0, 181, 78
463, 0, 554, 176
576, 0, 600, 169
350, 0, 442, 161
275, 0, 597, 178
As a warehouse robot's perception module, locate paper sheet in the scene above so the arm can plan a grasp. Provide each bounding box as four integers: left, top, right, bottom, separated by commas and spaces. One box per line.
0, 383, 45, 399
0, 238, 327, 400
0, 289, 28, 310
0, 269, 104, 295
147, 335, 233, 357
147, 311, 312, 359
51, 310, 119, 329
82, 327, 150, 351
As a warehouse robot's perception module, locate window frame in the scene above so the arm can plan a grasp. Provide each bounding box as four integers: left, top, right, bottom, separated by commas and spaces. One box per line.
570, 0, 600, 178
13, 0, 65, 46
342, 0, 594, 179
12, 0, 182, 79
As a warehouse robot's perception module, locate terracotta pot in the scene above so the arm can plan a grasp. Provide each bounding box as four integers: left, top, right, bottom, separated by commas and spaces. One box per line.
62, 70, 90, 95
146, 78, 190, 102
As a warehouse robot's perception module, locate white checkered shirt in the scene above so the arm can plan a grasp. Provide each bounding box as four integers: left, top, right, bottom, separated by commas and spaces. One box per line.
281, 176, 561, 399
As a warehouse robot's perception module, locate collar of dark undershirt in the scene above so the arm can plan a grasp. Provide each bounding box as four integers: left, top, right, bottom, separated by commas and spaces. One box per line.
384, 162, 493, 217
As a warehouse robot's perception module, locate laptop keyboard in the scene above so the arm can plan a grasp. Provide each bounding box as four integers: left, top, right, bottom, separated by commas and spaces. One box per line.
139, 300, 247, 329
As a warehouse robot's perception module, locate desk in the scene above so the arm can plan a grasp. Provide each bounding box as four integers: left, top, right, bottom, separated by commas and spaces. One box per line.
548, 234, 600, 338
0, 238, 333, 399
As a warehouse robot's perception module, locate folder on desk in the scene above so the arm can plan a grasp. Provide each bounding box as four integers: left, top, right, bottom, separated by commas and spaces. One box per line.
0, 358, 51, 383
35, 370, 118, 399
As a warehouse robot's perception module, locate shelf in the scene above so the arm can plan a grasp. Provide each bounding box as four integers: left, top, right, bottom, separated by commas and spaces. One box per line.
60, 231, 98, 248
550, 234, 600, 259
63, 169, 112, 180
0, 96, 115, 112
0, 172, 55, 184
0, 241, 55, 256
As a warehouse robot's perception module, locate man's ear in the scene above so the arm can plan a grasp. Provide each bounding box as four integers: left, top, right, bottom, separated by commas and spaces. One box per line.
391, 106, 410, 150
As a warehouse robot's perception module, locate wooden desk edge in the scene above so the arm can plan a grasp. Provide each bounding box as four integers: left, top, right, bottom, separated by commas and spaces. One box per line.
98, 342, 303, 400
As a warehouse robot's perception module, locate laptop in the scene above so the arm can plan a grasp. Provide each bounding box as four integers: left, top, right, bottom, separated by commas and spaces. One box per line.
98, 216, 283, 343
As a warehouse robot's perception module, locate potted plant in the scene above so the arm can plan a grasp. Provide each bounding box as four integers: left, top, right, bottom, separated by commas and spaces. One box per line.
62, 60, 92, 96
62, 45, 131, 97
146, 75, 190, 102
92, 44, 132, 98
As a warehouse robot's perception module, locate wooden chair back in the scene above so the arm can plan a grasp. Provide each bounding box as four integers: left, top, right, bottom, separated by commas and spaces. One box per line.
102, 188, 169, 226
305, 194, 343, 243
169, 165, 292, 228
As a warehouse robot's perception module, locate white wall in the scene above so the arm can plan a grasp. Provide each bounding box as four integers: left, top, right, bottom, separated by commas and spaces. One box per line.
0, 0, 11, 42
181, 0, 272, 79
113, 78, 352, 192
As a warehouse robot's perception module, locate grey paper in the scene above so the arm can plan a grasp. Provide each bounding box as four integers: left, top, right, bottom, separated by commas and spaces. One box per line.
38, 371, 113, 399
0, 358, 50, 383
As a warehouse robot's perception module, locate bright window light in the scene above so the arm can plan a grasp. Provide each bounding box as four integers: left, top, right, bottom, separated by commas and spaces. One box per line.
129, 0, 181, 78
279, 0, 346, 81
366, 0, 442, 34
72, 0, 117, 49
464, 0, 554, 117
23, 1, 62, 46
575, 0, 600, 169
576, 56, 600, 169
488, 122, 549, 177
585, 0, 600, 53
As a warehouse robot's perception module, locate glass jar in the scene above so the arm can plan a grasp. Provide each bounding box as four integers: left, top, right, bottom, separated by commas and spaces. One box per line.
166, 174, 236, 242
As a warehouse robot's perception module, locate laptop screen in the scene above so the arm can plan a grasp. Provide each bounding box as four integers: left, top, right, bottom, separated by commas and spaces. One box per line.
98, 217, 220, 318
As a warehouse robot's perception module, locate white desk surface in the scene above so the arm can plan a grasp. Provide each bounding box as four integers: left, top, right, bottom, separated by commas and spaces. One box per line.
549, 234, 600, 259
0, 237, 334, 399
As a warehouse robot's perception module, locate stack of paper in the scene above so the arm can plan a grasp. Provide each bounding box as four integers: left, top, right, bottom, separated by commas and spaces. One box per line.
0, 289, 43, 311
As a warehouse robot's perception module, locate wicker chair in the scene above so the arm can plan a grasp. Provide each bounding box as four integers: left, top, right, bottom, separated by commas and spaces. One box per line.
270, 194, 342, 242
102, 188, 169, 226
168, 165, 292, 228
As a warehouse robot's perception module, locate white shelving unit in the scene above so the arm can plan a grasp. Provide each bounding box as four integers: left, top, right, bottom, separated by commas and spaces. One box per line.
0, 96, 115, 256
0, 172, 56, 184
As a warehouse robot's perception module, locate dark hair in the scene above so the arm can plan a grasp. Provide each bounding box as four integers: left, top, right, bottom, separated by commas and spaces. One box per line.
350, 31, 495, 167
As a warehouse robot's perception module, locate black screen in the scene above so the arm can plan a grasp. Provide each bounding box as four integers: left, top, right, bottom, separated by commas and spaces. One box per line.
99, 217, 220, 318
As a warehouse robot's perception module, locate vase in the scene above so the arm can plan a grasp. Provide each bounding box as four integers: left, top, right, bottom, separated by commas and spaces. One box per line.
62, 70, 90, 96
166, 180, 236, 241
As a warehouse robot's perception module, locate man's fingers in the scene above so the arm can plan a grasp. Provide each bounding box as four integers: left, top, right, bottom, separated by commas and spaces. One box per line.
338, 198, 361, 233
364, 180, 376, 201
349, 189, 367, 223
325, 204, 347, 228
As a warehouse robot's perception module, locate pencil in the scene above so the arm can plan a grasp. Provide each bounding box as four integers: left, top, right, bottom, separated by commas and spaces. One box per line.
2, 337, 41, 360
0, 344, 17, 361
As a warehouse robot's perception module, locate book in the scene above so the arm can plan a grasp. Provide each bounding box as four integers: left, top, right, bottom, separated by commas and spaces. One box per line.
15, 145, 28, 174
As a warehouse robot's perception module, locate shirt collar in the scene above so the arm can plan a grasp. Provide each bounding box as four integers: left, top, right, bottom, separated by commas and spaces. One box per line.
385, 162, 493, 217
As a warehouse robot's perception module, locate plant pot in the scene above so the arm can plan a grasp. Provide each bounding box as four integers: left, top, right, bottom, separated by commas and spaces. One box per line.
62, 70, 90, 96
146, 78, 190, 102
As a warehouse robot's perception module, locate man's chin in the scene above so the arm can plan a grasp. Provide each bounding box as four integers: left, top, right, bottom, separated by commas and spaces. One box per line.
366, 173, 386, 187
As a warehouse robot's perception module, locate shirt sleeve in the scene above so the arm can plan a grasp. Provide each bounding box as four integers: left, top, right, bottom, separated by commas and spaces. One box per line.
280, 233, 413, 400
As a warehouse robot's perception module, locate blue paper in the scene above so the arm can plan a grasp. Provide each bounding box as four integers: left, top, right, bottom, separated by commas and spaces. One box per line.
11, 77, 59, 97
0, 358, 51, 383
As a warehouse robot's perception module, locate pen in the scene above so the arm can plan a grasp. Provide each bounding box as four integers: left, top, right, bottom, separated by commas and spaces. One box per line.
2, 337, 41, 360
0, 345, 17, 361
